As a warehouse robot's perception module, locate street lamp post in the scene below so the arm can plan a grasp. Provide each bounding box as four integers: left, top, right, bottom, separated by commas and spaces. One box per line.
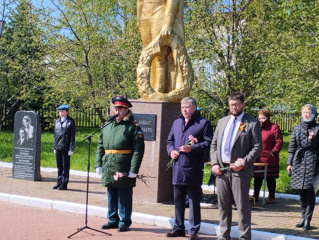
0, 20, 5, 36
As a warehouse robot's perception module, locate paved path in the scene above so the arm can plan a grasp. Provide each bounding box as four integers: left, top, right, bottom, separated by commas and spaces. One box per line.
0, 201, 216, 240
0, 165, 318, 239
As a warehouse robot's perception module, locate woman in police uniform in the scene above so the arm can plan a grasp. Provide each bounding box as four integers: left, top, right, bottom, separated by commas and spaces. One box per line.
95, 96, 145, 232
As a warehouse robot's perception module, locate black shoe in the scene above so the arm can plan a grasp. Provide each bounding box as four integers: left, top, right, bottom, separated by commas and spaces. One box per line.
166, 230, 186, 237
57, 185, 67, 190
303, 220, 311, 230
266, 197, 275, 204
118, 226, 129, 232
101, 223, 118, 230
188, 234, 198, 240
296, 219, 305, 228
52, 183, 61, 189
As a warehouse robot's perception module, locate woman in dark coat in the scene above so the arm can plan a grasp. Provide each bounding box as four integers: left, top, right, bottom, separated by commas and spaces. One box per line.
253, 110, 283, 204
287, 104, 319, 230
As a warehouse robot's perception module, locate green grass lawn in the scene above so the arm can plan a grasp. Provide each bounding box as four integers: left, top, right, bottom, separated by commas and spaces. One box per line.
0, 129, 302, 195
276, 133, 297, 194
0, 128, 100, 172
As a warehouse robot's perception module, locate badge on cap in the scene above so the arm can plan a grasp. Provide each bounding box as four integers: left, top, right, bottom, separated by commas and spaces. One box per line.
111, 95, 132, 108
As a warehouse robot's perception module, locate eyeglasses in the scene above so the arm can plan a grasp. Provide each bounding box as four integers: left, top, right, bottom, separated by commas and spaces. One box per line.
229, 102, 243, 108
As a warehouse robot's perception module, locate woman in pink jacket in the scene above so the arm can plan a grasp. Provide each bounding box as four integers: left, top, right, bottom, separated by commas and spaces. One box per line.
253, 110, 283, 204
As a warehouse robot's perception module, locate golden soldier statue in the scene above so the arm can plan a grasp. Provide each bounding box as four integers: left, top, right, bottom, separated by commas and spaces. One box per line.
137, 0, 193, 102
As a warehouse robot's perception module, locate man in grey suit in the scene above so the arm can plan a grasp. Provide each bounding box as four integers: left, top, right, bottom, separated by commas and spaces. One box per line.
211, 92, 262, 240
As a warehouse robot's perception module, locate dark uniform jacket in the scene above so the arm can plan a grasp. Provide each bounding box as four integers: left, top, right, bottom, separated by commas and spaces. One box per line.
287, 120, 319, 190
95, 111, 145, 188
53, 116, 75, 151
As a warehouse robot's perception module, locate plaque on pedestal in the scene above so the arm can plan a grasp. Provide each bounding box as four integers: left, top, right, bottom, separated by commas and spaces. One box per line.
12, 111, 41, 181
130, 100, 180, 203
133, 114, 156, 141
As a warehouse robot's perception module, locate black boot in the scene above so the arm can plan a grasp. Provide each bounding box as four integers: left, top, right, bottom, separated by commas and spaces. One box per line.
296, 219, 305, 228
58, 184, 67, 190
303, 220, 311, 230
52, 183, 61, 189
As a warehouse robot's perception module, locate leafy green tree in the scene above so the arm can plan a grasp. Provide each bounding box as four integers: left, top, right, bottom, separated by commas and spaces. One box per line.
262, 0, 319, 111
44, 0, 141, 123
0, 0, 47, 129
185, 0, 281, 118
186, 0, 319, 116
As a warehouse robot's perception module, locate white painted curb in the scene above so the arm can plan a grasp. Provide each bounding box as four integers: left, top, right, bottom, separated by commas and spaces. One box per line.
0, 192, 316, 240
0, 163, 317, 240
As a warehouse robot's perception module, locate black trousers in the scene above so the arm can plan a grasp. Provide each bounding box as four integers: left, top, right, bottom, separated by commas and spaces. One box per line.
55, 149, 70, 187
299, 189, 316, 221
173, 185, 202, 235
254, 177, 276, 198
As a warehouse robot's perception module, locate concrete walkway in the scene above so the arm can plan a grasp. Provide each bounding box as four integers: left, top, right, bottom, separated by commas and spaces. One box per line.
0, 162, 318, 240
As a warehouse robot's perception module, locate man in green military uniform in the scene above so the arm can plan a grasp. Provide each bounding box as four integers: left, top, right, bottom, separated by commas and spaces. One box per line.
95, 96, 145, 232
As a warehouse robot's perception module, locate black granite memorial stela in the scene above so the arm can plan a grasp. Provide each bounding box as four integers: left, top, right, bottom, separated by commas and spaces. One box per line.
12, 111, 41, 181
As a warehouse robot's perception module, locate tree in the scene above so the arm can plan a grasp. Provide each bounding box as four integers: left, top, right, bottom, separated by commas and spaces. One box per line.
262, 0, 319, 111
0, 0, 47, 129
44, 0, 141, 123
185, 0, 282, 118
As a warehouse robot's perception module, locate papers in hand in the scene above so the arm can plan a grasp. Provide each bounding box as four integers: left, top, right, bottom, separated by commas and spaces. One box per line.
312, 173, 319, 193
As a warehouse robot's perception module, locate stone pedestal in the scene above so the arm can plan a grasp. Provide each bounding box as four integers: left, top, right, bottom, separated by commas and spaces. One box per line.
12, 111, 41, 181
130, 100, 180, 203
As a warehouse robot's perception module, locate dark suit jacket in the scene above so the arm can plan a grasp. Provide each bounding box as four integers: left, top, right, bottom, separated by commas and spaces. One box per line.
17, 138, 31, 148
211, 113, 262, 178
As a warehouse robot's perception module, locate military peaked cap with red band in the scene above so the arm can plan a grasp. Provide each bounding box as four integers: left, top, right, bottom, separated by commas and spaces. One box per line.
111, 95, 132, 108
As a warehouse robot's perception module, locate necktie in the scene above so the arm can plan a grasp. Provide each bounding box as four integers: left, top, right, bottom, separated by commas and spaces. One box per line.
185, 119, 188, 126
224, 117, 237, 156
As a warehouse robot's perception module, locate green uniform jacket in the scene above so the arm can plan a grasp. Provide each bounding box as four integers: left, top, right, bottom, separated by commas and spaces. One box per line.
95, 111, 145, 188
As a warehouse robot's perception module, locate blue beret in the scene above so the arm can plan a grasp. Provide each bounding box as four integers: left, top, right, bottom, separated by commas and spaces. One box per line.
111, 95, 132, 108
57, 104, 70, 110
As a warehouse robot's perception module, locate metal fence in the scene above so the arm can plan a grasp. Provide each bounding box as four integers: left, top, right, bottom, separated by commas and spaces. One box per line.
2, 108, 110, 130
2, 108, 300, 133
269, 110, 300, 133
201, 110, 300, 134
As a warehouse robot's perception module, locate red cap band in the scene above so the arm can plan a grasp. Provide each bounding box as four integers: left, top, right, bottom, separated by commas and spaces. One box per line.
113, 101, 129, 108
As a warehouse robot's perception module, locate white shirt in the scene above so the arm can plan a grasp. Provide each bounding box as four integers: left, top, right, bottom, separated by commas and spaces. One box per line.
221, 112, 244, 163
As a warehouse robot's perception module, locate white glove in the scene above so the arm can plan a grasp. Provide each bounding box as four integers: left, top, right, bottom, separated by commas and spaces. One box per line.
53, 150, 56, 154
128, 172, 137, 178
96, 167, 102, 176
68, 151, 73, 156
